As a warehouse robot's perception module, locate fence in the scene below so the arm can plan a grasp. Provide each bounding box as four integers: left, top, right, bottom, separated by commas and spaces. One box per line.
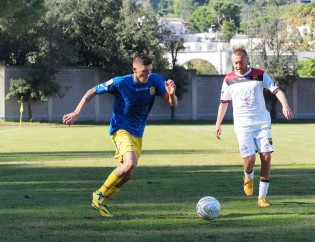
1, 63, 315, 122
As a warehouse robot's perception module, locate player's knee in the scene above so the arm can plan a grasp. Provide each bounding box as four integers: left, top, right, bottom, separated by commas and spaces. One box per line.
123, 160, 137, 173
261, 152, 271, 163
244, 155, 255, 164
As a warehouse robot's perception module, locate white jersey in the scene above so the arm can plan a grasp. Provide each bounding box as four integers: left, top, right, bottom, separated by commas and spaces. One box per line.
220, 67, 279, 131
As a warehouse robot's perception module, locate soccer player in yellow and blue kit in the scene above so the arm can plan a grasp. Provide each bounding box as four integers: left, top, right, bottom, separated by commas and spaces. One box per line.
63, 53, 178, 217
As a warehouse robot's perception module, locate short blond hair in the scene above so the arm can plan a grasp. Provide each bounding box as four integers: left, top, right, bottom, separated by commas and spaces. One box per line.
233, 48, 248, 56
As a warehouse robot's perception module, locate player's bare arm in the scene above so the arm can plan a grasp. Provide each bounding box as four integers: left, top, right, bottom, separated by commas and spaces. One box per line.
62, 87, 96, 126
275, 90, 293, 120
164, 79, 178, 107
214, 102, 229, 140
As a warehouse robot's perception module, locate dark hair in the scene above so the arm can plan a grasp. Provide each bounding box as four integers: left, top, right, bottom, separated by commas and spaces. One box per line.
233, 48, 248, 56
132, 53, 152, 66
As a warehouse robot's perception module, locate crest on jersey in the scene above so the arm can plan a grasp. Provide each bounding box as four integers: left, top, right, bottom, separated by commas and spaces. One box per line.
150, 87, 155, 95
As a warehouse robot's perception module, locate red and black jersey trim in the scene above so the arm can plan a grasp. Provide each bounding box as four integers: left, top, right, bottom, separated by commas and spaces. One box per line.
224, 68, 265, 86
220, 100, 232, 103
226, 75, 264, 86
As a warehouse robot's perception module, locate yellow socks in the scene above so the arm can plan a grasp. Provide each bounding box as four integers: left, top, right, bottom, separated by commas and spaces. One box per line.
97, 171, 122, 203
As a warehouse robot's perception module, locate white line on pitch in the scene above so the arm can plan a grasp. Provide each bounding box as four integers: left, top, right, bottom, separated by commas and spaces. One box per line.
0, 128, 21, 133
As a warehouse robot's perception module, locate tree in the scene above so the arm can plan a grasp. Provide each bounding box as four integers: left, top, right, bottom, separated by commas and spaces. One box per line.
2, 0, 192, 121
186, 59, 218, 75
158, 0, 175, 16
221, 20, 236, 42
48, 0, 124, 72
0, 0, 45, 65
40, 0, 167, 75
162, 28, 186, 70
189, 6, 216, 32
211, 1, 241, 29
165, 65, 190, 120
115, 0, 168, 74
0, 0, 44, 33
298, 58, 315, 77
1, 0, 64, 121
210, 0, 241, 41
161, 27, 189, 120
174, 0, 197, 20
6, 61, 62, 121
282, 3, 315, 51
253, 5, 299, 119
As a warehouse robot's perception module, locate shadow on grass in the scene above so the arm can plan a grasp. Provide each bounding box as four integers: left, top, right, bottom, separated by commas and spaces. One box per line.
0, 164, 314, 202
0, 149, 238, 162
0, 163, 314, 242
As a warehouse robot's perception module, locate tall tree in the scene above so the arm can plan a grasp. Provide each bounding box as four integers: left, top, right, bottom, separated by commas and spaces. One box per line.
158, 0, 175, 16
115, 0, 168, 74
0, 0, 44, 33
174, 0, 197, 20
282, 3, 315, 51
161, 27, 189, 120
211, 1, 241, 29
1, 0, 63, 121
253, 5, 298, 119
189, 5, 216, 32
211, 0, 241, 41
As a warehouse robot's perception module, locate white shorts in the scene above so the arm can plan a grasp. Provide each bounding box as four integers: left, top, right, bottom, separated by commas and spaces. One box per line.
235, 127, 274, 158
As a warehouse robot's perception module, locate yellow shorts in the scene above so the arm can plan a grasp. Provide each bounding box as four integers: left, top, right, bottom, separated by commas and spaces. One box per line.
111, 130, 142, 163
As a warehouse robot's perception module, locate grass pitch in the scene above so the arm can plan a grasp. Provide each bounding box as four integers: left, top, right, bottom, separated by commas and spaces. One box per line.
0, 122, 314, 242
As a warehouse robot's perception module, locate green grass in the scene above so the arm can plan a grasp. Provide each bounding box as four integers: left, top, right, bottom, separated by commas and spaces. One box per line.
0, 123, 314, 242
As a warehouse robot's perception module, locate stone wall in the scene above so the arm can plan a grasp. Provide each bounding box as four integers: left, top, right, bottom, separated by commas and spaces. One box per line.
1, 63, 314, 122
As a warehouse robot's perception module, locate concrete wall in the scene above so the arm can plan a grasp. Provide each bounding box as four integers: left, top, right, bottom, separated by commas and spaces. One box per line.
0, 61, 5, 120
1, 63, 315, 122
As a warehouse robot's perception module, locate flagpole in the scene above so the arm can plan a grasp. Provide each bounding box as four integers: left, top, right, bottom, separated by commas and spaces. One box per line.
19, 102, 23, 127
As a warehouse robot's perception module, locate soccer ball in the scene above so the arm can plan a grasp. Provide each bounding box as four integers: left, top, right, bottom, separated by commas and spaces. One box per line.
196, 196, 221, 220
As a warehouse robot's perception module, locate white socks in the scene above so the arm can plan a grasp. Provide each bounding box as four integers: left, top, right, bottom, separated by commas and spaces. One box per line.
259, 180, 270, 198
244, 170, 254, 180
244, 170, 270, 197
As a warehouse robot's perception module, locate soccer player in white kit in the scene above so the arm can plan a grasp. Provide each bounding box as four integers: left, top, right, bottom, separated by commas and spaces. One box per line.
214, 48, 293, 207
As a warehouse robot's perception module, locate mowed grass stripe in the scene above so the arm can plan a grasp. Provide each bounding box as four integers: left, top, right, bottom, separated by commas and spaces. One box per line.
0, 123, 314, 241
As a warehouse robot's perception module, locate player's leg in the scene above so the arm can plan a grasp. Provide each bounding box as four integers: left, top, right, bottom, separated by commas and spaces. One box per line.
236, 129, 256, 196
257, 152, 271, 207
243, 155, 255, 196
255, 128, 273, 207
92, 130, 142, 217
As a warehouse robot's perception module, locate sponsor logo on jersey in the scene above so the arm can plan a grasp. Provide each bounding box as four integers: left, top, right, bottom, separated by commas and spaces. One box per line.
136, 87, 148, 91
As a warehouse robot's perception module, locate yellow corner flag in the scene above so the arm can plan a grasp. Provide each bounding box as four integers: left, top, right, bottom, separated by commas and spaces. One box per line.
19, 102, 23, 127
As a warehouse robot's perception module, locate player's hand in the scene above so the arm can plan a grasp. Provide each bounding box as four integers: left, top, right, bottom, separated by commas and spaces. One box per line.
62, 112, 78, 126
165, 79, 176, 96
283, 106, 293, 120
214, 126, 221, 140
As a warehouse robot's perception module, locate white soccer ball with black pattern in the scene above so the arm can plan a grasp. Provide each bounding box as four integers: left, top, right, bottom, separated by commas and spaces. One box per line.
196, 196, 221, 220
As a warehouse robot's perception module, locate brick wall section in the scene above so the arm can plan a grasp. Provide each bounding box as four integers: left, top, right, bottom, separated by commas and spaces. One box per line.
1, 64, 315, 121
